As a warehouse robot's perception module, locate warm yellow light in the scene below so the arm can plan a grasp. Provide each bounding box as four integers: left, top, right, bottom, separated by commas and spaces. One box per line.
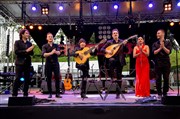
170, 22, 174, 26
21, 25, 26, 29
38, 25, 42, 30
74, 3, 80, 10
29, 25, 34, 29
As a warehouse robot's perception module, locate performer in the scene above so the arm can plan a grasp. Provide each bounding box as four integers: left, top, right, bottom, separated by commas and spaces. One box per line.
12, 29, 34, 97
71, 38, 90, 98
152, 29, 172, 99
42, 32, 62, 98
133, 37, 150, 97
100, 28, 128, 99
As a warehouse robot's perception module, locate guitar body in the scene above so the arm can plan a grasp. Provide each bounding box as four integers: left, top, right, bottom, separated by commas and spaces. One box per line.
74, 47, 91, 64
64, 78, 72, 90
105, 44, 120, 58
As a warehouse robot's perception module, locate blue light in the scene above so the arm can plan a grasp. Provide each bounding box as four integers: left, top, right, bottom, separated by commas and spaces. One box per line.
148, 3, 153, 8
113, 4, 119, 9
177, 1, 180, 7
20, 77, 25, 81
31, 6, 37, 11
59, 5, 64, 11
93, 5, 98, 10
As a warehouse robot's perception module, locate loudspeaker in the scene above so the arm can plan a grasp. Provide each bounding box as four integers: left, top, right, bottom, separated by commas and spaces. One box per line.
8, 96, 36, 106
41, 80, 65, 94
86, 79, 129, 93
161, 96, 180, 105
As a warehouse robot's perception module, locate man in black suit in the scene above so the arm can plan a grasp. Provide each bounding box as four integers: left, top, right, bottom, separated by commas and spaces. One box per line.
101, 28, 128, 99
42, 32, 62, 98
12, 29, 34, 97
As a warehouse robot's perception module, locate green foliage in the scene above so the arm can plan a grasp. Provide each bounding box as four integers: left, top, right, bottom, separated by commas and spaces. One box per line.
170, 49, 180, 70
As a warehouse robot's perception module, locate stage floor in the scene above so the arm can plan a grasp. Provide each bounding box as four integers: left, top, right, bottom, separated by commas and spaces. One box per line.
0, 87, 178, 106
1, 88, 180, 119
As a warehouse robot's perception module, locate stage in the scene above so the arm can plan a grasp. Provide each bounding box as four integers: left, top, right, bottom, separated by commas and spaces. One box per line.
0, 88, 180, 119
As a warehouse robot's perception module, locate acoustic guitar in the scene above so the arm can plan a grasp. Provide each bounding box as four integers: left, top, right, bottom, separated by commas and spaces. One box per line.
74, 39, 107, 64
105, 35, 137, 58
64, 68, 72, 90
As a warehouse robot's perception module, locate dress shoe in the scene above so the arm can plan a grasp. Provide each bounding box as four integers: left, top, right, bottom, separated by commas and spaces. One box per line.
55, 94, 62, 98
48, 94, 52, 98
23, 94, 28, 97
116, 94, 120, 99
163, 93, 167, 97
157, 95, 162, 100
81, 94, 88, 98
12, 95, 17, 97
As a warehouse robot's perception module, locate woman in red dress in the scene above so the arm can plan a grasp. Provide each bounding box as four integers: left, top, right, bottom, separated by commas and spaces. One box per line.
133, 37, 150, 97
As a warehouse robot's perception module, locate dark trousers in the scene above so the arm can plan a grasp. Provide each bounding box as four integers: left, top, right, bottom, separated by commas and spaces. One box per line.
12, 65, 30, 96
108, 58, 123, 94
77, 65, 89, 95
45, 63, 60, 94
155, 61, 171, 96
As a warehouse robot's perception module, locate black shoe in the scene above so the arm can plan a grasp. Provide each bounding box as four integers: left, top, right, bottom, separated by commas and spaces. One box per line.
23, 94, 28, 97
55, 94, 62, 98
81, 94, 88, 98
12, 95, 17, 97
157, 95, 162, 100
116, 94, 120, 99
48, 94, 52, 98
163, 93, 167, 97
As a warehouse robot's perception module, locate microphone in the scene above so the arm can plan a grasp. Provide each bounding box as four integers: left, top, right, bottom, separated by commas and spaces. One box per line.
169, 34, 180, 51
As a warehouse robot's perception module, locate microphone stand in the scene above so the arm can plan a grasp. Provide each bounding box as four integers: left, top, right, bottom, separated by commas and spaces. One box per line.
175, 48, 179, 96
170, 36, 180, 96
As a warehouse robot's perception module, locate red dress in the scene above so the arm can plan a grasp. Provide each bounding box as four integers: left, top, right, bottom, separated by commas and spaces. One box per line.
135, 45, 150, 97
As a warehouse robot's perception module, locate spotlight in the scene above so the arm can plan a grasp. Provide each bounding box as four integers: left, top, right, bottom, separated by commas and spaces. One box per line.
93, 3, 98, 10
113, 4, 119, 10
21, 25, 26, 29
41, 5, 49, 15
20, 77, 24, 82
148, 1, 153, 8
31, 4, 37, 11
177, 0, 180, 7
29, 25, 34, 30
38, 25, 42, 30
163, 0, 172, 11
170, 21, 174, 26
58, 4, 64, 11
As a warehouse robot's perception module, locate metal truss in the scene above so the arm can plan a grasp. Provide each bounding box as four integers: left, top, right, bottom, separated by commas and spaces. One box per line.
9, 12, 180, 25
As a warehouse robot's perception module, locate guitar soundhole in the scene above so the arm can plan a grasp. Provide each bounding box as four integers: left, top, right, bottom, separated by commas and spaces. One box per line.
84, 52, 87, 55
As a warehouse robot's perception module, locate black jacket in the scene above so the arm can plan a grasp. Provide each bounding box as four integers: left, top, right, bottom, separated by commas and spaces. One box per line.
14, 39, 33, 66
42, 43, 60, 64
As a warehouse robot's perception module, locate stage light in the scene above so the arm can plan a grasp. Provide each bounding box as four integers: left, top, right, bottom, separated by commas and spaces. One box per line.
41, 5, 49, 15
29, 25, 34, 29
163, 0, 172, 11
177, 0, 180, 7
31, 4, 37, 11
170, 21, 174, 26
58, 4, 64, 11
148, 1, 153, 8
38, 25, 42, 30
21, 25, 26, 29
113, 4, 119, 10
93, 3, 98, 10
20, 77, 24, 82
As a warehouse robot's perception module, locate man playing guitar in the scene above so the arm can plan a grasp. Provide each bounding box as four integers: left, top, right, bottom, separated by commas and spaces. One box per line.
71, 38, 90, 98
100, 28, 128, 99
